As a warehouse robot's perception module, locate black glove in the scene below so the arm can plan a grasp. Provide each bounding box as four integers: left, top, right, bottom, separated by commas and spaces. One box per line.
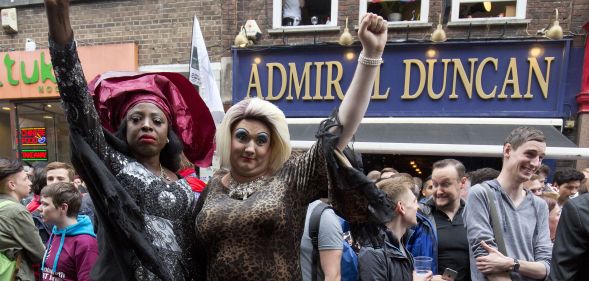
340, 166, 395, 224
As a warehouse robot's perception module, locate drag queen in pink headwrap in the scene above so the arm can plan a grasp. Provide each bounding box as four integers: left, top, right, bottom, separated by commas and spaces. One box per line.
44, 1, 214, 280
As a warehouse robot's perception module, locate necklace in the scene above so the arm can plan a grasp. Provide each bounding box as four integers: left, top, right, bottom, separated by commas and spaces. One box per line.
159, 164, 172, 182
227, 173, 268, 200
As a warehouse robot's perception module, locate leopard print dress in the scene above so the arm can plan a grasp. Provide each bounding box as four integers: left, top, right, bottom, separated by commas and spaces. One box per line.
195, 142, 332, 281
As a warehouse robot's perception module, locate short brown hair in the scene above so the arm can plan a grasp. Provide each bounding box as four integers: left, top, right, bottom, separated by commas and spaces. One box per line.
468, 168, 500, 186
537, 164, 551, 176
41, 182, 82, 217
45, 162, 75, 182
529, 174, 542, 182
0, 159, 24, 193
504, 126, 546, 151
432, 159, 466, 179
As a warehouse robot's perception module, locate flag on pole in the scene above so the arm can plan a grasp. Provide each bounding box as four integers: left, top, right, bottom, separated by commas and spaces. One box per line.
190, 16, 225, 125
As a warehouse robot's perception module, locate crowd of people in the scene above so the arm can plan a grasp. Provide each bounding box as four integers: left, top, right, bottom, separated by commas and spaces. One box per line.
1, 1, 589, 281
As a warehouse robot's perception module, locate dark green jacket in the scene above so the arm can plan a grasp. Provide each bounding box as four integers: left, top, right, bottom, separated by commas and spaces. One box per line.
0, 194, 45, 281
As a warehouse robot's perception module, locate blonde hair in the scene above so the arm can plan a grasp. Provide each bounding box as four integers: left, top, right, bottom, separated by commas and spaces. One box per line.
217, 98, 291, 174
376, 173, 415, 204
542, 191, 559, 201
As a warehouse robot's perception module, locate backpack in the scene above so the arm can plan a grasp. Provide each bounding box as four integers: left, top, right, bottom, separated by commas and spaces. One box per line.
0, 200, 21, 281
309, 202, 359, 281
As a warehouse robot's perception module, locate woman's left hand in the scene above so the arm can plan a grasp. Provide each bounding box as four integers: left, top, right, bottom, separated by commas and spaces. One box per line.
357, 13, 388, 58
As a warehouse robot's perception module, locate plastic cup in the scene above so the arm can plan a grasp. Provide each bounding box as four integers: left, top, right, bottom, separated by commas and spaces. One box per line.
414, 256, 433, 275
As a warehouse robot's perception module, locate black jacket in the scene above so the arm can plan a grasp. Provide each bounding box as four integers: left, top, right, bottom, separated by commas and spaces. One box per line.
550, 193, 589, 281
358, 228, 414, 281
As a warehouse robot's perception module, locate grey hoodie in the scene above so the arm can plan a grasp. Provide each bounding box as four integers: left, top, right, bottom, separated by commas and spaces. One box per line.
463, 180, 552, 281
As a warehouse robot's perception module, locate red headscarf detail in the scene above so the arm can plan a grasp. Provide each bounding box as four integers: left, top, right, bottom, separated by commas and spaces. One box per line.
88, 72, 216, 167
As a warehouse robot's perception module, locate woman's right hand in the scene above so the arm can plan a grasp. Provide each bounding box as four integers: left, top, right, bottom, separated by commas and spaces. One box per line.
357, 13, 387, 59
44, 0, 73, 45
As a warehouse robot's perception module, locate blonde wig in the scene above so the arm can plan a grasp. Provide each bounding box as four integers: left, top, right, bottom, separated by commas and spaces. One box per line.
217, 98, 291, 174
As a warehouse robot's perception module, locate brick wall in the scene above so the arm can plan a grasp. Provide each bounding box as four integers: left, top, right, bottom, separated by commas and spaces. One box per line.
237, 0, 582, 47
0, 0, 224, 66
1, 0, 585, 65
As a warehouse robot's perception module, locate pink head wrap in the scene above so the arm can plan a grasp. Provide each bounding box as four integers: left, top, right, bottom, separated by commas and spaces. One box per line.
88, 72, 216, 167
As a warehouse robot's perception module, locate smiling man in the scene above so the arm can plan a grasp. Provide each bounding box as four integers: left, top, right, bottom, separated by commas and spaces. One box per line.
406, 159, 471, 281
464, 127, 552, 281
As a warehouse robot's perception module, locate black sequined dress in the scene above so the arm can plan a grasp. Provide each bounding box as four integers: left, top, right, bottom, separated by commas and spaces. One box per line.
49, 38, 198, 281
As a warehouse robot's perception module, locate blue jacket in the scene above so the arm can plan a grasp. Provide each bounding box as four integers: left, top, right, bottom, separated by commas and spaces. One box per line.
405, 200, 438, 274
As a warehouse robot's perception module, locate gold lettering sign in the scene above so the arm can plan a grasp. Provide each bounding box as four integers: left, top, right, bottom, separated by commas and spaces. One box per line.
243, 55, 556, 102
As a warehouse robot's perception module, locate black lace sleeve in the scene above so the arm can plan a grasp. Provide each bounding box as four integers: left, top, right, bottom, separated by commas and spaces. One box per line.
49, 37, 126, 171
315, 109, 394, 225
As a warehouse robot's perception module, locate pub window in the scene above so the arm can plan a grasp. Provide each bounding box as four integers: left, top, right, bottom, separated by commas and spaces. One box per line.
359, 0, 430, 25
450, 0, 527, 21
272, 0, 338, 28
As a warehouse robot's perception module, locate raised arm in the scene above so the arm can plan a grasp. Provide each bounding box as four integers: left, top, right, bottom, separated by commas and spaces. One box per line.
336, 13, 387, 151
45, 0, 73, 45
44, 0, 122, 167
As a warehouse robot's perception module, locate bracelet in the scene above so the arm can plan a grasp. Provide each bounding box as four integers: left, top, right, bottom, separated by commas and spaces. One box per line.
358, 52, 383, 66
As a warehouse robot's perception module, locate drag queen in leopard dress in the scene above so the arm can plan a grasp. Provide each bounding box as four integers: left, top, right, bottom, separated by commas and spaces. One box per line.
195, 13, 390, 281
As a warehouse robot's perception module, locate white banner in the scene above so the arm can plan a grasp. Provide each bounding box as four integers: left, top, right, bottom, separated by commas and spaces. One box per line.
190, 16, 225, 125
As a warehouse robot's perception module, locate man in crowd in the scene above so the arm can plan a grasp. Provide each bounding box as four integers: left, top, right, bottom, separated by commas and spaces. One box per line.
73, 176, 88, 194
46, 162, 75, 185
537, 164, 550, 184
464, 127, 552, 281
552, 168, 585, 207
550, 184, 589, 280
413, 177, 423, 198
45, 162, 94, 220
0, 158, 45, 280
522, 174, 544, 196
300, 199, 345, 281
380, 167, 398, 180
39, 182, 98, 280
407, 159, 471, 281
419, 176, 434, 202
467, 168, 500, 187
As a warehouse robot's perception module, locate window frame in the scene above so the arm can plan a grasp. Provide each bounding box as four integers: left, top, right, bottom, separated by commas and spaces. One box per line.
449, 0, 527, 22
0, 0, 90, 8
359, 0, 430, 27
272, 0, 339, 30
